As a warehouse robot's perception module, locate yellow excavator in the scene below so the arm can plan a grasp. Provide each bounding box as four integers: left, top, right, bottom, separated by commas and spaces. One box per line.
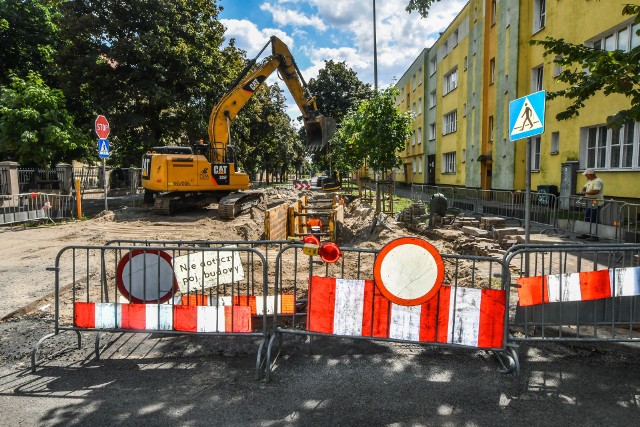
141, 36, 335, 217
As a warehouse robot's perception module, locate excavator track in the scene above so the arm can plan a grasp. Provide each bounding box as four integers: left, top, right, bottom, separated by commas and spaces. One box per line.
218, 191, 264, 219
151, 192, 229, 215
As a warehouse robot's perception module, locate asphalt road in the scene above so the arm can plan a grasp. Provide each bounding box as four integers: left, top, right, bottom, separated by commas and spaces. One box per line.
1, 314, 640, 426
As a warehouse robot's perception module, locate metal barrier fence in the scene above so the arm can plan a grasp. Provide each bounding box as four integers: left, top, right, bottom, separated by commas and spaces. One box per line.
265, 244, 514, 381
0, 193, 75, 225
31, 244, 273, 378
505, 243, 640, 347
74, 166, 143, 199
410, 184, 640, 242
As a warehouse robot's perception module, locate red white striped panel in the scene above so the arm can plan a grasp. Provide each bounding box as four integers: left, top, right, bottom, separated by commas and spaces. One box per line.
516, 268, 640, 307
180, 294, 295, 315
75, 302, 251, 332
307, 277, 506, 349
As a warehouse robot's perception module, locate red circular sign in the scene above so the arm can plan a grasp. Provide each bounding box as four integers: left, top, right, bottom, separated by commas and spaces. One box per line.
373, 237, 445, 306
116, 250, 178, 303
95, 115, 110, 139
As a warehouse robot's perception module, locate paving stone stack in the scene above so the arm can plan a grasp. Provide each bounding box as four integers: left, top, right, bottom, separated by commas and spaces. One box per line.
398, 201, 427, 226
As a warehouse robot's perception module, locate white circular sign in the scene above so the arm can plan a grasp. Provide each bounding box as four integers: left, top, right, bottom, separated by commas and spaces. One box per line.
374, 237, 444, 306
116, 250, 178, 303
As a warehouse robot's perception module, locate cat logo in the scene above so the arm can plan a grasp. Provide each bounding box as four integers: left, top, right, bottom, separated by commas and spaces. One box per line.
200, 167, 209, 180
213, 165, 228, 175
242, 75, 267, 93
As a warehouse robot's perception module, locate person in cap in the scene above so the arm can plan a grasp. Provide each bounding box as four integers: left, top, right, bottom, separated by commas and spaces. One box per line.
578, 168, 604, 240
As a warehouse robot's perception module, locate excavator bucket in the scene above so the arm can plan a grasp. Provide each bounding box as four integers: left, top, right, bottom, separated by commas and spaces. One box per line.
305, 115, 336, 151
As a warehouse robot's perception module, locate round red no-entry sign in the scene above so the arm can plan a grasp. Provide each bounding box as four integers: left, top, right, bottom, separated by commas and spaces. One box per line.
95, 115, 110, 139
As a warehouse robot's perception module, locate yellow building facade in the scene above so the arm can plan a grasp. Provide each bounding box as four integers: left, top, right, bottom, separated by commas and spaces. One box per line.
396, 0, 640, 200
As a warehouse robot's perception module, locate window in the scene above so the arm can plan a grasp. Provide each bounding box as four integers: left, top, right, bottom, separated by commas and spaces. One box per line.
429, 90, 436, 109
417, 128, 422, 144
533, 0, 546, 33
491, 0, 497, 26
489, 58, 496, 85
418, 68, 423, 86
418, 157, 423, 173
443, 67, 458, 95
442, 152, 456, 173
417, 98, 422, 115
443, 40, 449, 56
532, 65, 544, 92
553, 55, 562, 77
401, 87, 405, 101
412, 74, 417, 91
463, 56, 468, 71
633, 23, 640, 49
504, 74, 509, 93
551, 131, 560, 154
412, 158, 417, 173
506, 8, 510, 27
411, 130, 416, 146
580, 123, 640, 170
429, 122, 436, 140
453, 29, 459, 46
489, 116, 494, 142
412, 102, 416, 114
443, 110, 458, 135
610, 123, 635, 168
463, 103, 467, 117
591, 23, 640, 52
531, 136, 541, 171
430, 57, 437, 76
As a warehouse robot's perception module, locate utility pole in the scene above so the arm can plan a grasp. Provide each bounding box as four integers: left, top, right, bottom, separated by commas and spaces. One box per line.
373, 0, 378, 90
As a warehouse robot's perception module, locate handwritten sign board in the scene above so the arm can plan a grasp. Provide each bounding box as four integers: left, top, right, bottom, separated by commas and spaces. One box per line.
173, 249, 245, 294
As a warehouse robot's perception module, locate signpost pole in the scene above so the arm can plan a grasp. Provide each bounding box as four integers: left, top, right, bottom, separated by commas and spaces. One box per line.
524, 137, 531, 276
103, 158, 108, 212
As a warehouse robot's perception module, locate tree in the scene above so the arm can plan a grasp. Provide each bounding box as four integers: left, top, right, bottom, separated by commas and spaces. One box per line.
0, 73, 90, 167
405, 0, 443, 17
331, 87, 413, 179
0, 0, 62, 86
306, 60, 372, 124
532, 4, 640, 128
306, 60, 372, 173
56, 0, 245, 166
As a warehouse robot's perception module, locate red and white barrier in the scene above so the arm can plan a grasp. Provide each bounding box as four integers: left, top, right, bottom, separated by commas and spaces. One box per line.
307, 277, 506, 349
292, 183, 310, 190
180, 294, 295, 315
516, 266, 640, 306
74, 302, 252, 332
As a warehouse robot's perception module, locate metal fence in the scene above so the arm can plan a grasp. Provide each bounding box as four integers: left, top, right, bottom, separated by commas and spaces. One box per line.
0, 193, 75, 225
411, 184, 640, 242
505, 243, 640, 347
31, 243, 272, 378
18, 167, 66, 193
265, 243, 513, 381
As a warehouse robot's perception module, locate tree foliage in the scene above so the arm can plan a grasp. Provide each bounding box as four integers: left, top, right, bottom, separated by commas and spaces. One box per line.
0, 0, 62, 86
306, 60, 372, 172
55, 0, 245, 166
331, 87, 413, 178
0, 73, 90, 166
405, 0, 443, 17
532, 4, 640, 128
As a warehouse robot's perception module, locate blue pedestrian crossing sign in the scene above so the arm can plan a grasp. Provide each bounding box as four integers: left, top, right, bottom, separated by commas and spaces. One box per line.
98, 139, 110, 159
509, 90, 546, 141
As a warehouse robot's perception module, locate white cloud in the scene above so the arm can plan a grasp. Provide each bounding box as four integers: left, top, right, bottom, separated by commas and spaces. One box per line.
221, 19, 294, 53
260, 2, 327, 31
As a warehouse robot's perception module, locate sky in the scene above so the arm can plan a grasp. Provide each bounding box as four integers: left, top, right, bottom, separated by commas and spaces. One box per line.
218, 0, 467, 118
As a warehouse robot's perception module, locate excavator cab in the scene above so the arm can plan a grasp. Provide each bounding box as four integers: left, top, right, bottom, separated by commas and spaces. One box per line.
305, 115, 336, 151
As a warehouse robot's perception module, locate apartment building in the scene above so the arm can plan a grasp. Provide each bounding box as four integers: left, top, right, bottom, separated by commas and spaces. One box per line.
395, 0, 639, 200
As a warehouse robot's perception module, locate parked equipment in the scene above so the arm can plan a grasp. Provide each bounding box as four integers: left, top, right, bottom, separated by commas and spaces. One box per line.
142, 36, 335, 217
